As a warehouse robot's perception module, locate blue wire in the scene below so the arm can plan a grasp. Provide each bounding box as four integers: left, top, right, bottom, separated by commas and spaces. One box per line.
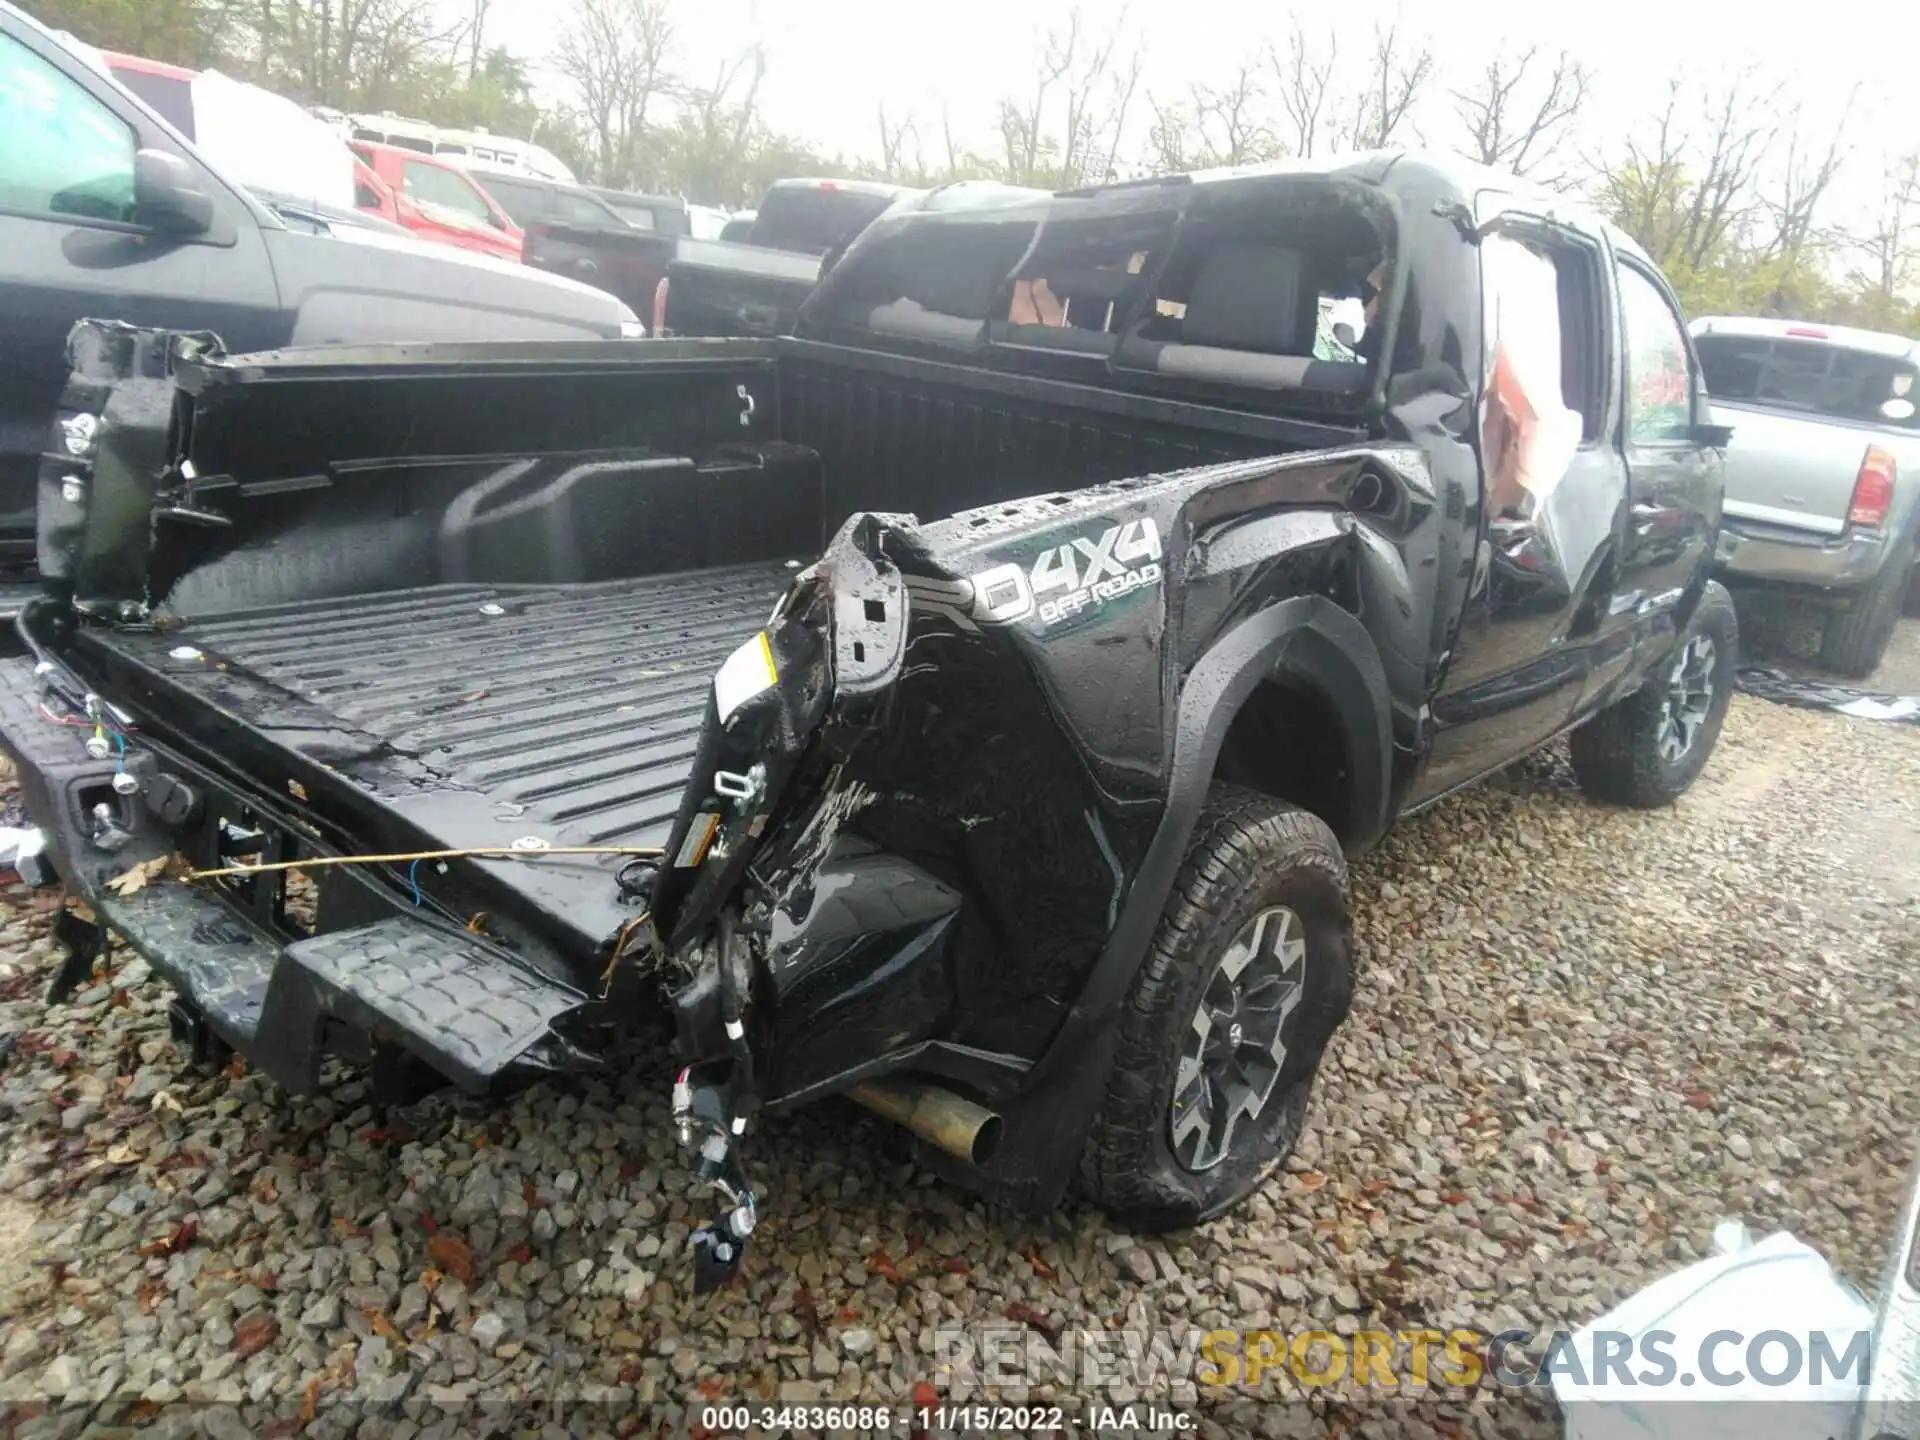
408, 857, 424, 907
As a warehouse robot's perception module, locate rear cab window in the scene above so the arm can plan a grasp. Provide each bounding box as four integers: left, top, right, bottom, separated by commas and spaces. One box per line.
803, 178, 1397, 415
752, 185, 898, 255
1114, 183, 1389, 405
1696, 332, 1920, 428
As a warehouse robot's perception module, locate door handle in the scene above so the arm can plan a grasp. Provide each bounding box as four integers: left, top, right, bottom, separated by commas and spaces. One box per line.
573, 257, 597, 277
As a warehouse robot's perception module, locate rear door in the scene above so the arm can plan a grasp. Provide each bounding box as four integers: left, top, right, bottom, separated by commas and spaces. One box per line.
0, 19, 283, 558
1615, 261, 1719, 612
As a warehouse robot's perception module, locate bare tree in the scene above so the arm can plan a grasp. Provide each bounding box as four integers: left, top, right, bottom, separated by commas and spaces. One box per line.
1450, 46, 1589, 180
666, 46, 768, 201
1755, 92, 1858, 268
1595, 70, 1780, 271
877, 103, 924, 183
1350, 22, 1433, 150
1855, 152, 1920, 302
1270, 20, 1431, 158
552, 0, 675, 187
996, 8, 1141, 188
1271, 21, 1337, 157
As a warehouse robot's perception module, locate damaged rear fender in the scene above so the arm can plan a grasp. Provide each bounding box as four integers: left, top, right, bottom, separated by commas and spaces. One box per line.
983, 593, 1392, 1211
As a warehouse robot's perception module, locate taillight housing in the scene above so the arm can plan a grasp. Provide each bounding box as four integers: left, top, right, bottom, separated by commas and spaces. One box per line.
1849, 445, 1896, 528
652, 277, 669, 337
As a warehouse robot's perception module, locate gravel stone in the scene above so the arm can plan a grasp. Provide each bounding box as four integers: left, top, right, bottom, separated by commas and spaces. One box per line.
0, 641, 1914, 1438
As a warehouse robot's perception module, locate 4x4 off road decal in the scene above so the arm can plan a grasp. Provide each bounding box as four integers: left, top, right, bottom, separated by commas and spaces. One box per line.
905, 517, 1163, 632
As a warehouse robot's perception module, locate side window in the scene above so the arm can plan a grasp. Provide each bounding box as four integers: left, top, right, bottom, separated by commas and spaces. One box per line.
402, 161, 490, 223
1619, 265, 1694, 443
0, 33, 136, 224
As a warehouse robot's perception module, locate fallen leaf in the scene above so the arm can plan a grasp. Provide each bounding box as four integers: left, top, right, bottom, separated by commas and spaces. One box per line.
869, 1249, 900, 1282
1296, 1171, 1329, 1192
234, 1313, 278, 1358
1004, 1301, 1061, 1341
523, 1181, 547, 1210
836, 1305, 857, 1322
105, 1143, 138, 1165
105, 853, 175, 898
138, 1218, 198, 1257
137, 1281, 164, 1314
1362, 1179, 1393, 1197
428, 1233, 475, 1285
300, 1377, 319, 1423
150, 1090, 183, 1116
510, 1245, 532, 1265
942, 1258, 970, 1276
1683, 1089, 1716, 1110
1595, 1158, 1612, 1176
912, 1381, 939, 1408
419, 1267, 443, 1293
1026, 1246, 1054, 1279
698, 1376, 725, 1401
366, 1310, 402, 1343
1440, 1192, 1470, 1205
109, 989, 131, 1009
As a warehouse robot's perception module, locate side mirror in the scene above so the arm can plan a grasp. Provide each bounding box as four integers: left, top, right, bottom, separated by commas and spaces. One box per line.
133, 150, 213, 236
1691, 421, 1734, 449
1332, 321, 1358, 348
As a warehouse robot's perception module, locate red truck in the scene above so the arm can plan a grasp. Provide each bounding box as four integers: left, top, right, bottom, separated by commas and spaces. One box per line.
348, 141, 524, 263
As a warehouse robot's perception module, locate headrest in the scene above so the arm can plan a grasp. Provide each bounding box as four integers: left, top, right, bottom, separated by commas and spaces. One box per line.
1181, 241, 1309, 355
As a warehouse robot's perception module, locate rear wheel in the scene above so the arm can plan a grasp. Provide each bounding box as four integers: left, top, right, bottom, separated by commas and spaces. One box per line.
1570, 581, 1738, 808
1821, 530, 1917, 676
1077, 786, 1355, 1230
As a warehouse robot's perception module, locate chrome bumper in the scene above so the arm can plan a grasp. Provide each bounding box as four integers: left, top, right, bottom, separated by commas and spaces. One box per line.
1714, 520, 1891, 593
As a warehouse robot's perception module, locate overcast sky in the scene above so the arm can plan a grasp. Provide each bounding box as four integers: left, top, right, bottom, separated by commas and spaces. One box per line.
485, 0, 1906, 224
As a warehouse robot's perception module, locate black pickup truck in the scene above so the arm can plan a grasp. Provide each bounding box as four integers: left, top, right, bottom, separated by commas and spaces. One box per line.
527, 177, 921, 339
1, 154, 1734, 1273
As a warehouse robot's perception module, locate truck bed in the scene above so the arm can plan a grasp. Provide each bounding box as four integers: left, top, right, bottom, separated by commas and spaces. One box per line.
80, 560, 797, 944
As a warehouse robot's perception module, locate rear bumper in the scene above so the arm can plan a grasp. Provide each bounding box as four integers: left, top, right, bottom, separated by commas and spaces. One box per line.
1714, 518, 1891, 595
0, 651, 593, 1094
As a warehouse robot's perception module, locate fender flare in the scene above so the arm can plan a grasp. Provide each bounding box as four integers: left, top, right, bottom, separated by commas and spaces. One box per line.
1000, 597, 1391, 1207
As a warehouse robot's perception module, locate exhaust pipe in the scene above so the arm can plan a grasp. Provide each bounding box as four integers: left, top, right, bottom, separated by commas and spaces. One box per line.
849, 1079, 1002, 1165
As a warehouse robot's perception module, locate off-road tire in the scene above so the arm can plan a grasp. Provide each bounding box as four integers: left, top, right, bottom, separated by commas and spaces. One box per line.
1821, 528, 1917, 677
1569, 581, 1738, 808
1076, 785, 1355, 1230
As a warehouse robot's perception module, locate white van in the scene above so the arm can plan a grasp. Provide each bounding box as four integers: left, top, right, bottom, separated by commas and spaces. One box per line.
334, 112, 577, 185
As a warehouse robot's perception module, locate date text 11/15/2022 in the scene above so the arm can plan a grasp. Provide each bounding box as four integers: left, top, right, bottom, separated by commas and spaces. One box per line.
697, 1405, 1195, 1434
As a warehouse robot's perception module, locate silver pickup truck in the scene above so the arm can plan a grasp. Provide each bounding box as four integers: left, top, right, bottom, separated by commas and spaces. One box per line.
1692, 316, 1920, 676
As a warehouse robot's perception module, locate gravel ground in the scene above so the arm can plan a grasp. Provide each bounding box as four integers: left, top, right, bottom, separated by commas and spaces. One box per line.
0, 621, 1915, 1439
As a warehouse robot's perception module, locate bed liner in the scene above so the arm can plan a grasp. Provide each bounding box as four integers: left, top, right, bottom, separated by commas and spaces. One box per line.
78, 559, 799, 946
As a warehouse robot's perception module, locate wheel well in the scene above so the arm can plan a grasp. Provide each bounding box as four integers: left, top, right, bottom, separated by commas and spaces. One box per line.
1211, 680, 1355, 846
